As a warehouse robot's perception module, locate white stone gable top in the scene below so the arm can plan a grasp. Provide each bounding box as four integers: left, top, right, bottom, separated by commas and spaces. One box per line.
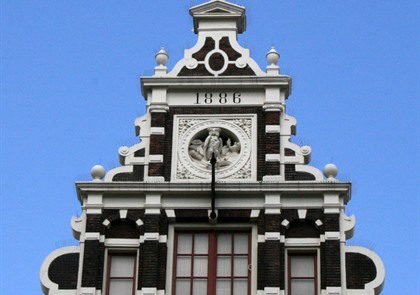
190, 0, 246, 34
166, 0, 268, 77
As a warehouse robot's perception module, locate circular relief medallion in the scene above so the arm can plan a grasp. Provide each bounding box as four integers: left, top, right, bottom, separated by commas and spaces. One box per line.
178, 120, 251, 179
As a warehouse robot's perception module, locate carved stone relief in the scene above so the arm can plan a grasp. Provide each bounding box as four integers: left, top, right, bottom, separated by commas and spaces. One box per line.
173, 115, 256, 181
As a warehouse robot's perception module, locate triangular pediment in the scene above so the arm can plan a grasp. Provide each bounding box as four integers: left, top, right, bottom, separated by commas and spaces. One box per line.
190, 0, 246, 33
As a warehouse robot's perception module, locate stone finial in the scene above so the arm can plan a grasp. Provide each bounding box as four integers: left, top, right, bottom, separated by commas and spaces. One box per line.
266, 47, 280, 65
266, 47, 280, 75
323, 163, 338, 181
155, 47, 169, 66
91, 165, 106, 181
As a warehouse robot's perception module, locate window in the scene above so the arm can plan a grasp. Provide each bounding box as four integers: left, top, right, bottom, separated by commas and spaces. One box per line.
173, 231, 250, 295
106, 253, 137, 295
288, 253, 317, 295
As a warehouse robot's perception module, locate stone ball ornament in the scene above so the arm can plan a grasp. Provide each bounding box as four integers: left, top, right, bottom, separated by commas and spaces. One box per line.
323, 163, 338, 181
91, 165, 106, 181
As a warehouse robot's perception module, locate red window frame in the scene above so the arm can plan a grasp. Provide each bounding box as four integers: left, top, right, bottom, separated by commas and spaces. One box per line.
287, 253, 317, 295
106, 252, 137, 295
172, 231, 251, 295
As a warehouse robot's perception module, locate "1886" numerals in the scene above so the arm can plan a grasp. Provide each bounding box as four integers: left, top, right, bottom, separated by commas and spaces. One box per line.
195, 92, 241, 105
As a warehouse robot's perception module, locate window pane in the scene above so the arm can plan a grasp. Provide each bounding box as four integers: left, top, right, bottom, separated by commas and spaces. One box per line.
176, 279, 190, 295
194, 256, 208, 276
233, 279, 247, 295
110, 256, 135, 277
233, 256, 248, 277
194, 234, 209, 254
291, 279, 315, 295
234, 234, 248, 254
217, 256, 231, 276
109, 279, 133, 295
216, 279, 230, 295
217, 233, 232, 254
177, 256, 191, 276
291, 256, 314, 277
178, 234, 193, 254
193, 279, 207, 295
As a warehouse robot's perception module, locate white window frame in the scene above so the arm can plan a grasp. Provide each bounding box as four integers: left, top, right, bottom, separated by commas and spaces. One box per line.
166, 223, 258, 295
285, 247, 320, 295
103, 246, 139, 295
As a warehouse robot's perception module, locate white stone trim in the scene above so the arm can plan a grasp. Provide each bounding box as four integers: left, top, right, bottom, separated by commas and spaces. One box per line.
265, 125, 281, 133
119, 209, 128, 220
250, 209, 260, 219
281, 219, 290, 228
71, 214, 84, 240
104, 165, 133, 182
258, 235, 265, 243
149, 154, 164, 163
165, 209, 176, 221
140, 287, 157, 295
265, 154, 281, 162
79, 288, 97, 295
102, 219, 111, 228
315, 219, 323, 227
285, 238, 320, 247
159, 235, 167, 243
150, 127, 165, 135
326, 287, 342, 295
297, 209, 307, 220
40, 246, 80, 294
345, 246, 385, 295
85, 232, 100, 241
136, 219, 144, 227
104, 238, 140, 247
265, 232, 281, 241
144, 232, 160, 241
264, 287, 281, 295
324, 232, 341, 240
145, 208, 161, 215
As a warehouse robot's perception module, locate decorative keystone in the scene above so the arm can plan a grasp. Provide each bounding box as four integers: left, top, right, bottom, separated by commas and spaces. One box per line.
323, 163, 338, 181
266, 47, 280, 65
155, 47, 169, 66
91, 165, 106, 181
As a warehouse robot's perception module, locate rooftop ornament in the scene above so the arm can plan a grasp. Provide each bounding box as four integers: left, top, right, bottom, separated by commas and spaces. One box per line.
154, 47, 169, 76
91, 165, 106, 181
266, 47, 280, 75
323, 163, 338, 181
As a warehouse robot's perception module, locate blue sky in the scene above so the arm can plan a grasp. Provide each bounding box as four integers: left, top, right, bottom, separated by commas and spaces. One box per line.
1, 0, 418, 294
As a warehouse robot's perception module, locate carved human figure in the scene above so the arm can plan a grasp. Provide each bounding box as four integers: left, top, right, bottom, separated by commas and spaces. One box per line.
203, 127, 223, 161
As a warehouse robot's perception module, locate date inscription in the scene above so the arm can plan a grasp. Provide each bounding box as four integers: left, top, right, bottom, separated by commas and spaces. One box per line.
195, 92, 241, 105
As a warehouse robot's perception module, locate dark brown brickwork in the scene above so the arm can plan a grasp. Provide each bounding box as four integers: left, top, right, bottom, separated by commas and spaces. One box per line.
324, 214, 340, 232
346, 252, 377, 289
285, 220, 319, 238
81, 240, 105, 289
138, 241, 160, 288
265, 162, 280, 176
151, 113, 167, 128
105, 220, 141, 239
134, 148, 145, 157
279, 243, 285, 289
285, 164, 316, 181
265, 134, 280, 154
257, 211, 265, 235
284, 148, 295, 156
265, 111, 280, 125
112, 165, 144, 181
157, 243, 168, 290
175, 209, 209, 222
264, 214, 281, 232
86, 214, 102, 233
144, 214, 161, 233
150, 135, 165, 155
263, 240, 281, 287
219, 37, 241, 60
192, 37, 215, 61
148, 163, 164, 177
48, 253, 79, 289
257, 242, 265, 290
321, 241, 341, 288
217, 209, 251, 222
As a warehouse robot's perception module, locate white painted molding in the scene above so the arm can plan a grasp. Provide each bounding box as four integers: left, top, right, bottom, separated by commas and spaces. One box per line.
343, 214, 356, 240
80, 288, 97, 295
102, 219, 111, 228
250, 209, 260, 219
144, 232, 160, 241
345, 246, 385, 295
85, 233, 100, 241
265, 154, 281, 162
104, 238, 140, 247
40, 246, 80, 295
145, 208, 161, 215
264, 287, 280, 295
144, 176, 165, 183
315, 219, 323, 227
281, 219, 290, 228
149, 155, 164, 163
159, 235, 167, 243
119, 209, 128, 220
325, 232, 341, 240
285, 238, 320, 247
71, 215, 84, 241
150, 127, 165, 135
326, 287, 342, 295
258, 235, 265, 243
297, 209, 307, 220
140, 287, 157, 295
262, 175, 282, 182
265, 232, 281, 241
165, 209, 176, 221
136, 219, 144, 227
265, 125, 281, 133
